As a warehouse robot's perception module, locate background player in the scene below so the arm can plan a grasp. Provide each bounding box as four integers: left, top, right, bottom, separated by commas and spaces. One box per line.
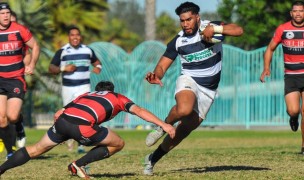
49, 25, 102, 153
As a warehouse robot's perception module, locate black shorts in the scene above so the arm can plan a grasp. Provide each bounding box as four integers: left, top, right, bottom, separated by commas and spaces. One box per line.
0, 78, 26, 99
284, 74, 304, 95
47, 117, 109, 146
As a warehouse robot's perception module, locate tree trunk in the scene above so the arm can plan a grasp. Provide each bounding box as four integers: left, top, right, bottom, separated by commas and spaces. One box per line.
145, 0, 156, 40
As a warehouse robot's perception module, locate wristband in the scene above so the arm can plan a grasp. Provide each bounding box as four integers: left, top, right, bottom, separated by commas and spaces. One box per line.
213, 25, 223, 34
60, 66, 65, 72
96, 64, 102, 69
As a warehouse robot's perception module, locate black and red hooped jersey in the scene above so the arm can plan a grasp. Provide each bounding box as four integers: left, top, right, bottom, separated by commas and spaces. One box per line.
62, 91, 135, 125
0, 22, 32, 78
273, 21, 304, 74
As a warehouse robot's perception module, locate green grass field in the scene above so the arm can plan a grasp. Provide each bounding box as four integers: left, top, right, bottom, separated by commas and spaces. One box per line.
0, 128, 303, 179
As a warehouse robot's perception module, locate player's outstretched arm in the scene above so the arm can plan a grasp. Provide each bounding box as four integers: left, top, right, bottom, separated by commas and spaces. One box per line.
130, 105, 175, 139
145, 56, 173, 86
222, 23, 243, 36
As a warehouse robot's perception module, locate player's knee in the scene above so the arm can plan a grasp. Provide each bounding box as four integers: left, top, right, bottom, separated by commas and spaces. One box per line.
112, 138, 124, 152
287, 110, 299, 117
176, 107, 192, 118
7, 114, 19, 123
117, 139, 125, 151
26, 145, 40, 158
0, 116, 8, 127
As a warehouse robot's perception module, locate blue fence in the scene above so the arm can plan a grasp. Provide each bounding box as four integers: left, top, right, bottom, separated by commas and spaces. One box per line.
87, 41, 287, 129
207, 45, 286, 128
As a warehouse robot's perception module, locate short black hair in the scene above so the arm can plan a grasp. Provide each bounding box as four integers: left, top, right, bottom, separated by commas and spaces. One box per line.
67, 25, 81, 35
175, 1, 200, 16
95, 81, 115, 91
292, 1, 304, 8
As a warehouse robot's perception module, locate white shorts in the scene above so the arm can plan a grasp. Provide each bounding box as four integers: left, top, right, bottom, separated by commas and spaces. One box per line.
62, 84, 91, 106
175, 75, 217, 119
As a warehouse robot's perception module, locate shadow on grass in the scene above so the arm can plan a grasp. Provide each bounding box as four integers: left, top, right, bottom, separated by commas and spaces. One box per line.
91, 173, 136, 178
32, 154, 69, 160
172, 165, 271, 173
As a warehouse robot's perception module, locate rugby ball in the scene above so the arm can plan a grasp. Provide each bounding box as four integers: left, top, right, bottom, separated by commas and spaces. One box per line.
199, 25, 225, 43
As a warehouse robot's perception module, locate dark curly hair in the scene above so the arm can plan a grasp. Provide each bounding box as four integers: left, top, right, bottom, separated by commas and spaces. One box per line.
175, 1, 200, 16
67, 25, 81, 35
95, 81, 115, 91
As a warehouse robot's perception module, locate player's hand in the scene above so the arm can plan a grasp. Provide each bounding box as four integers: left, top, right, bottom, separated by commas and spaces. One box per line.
54, 108, 64, 122
200, 23, 214, 42
145, 72, 163, 86
161, 123, 175, 139
260, 69, 271, 83
64, 64, 77, 72
92, 67, 101, 74
24, 64, 35, 75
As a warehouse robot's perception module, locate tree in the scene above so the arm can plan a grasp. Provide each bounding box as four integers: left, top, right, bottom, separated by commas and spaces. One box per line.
145, 0, 156, 40
108, 0, 145, 37
156, 12, 179, 44
218, 0, 291, 50
45, 0, 108, 49
102, 18, 143, 52
8, 0, 108, 50
217, 0, 292, 50
7, 0, 53, 49
200, 12, 221, 21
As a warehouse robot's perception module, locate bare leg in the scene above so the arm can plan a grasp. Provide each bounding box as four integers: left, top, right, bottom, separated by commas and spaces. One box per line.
0, 133, 57, 174
161, 111, 201, 152
0, 97, 23, 157
165, 90, 196, 125
74, 128, 125, 167
145, 90, 196, 147
285, 92, 301, 131
26, 133, 58, 158
94, 128, 125, 156
300, 92, 304, 152
146, 110, 202, 169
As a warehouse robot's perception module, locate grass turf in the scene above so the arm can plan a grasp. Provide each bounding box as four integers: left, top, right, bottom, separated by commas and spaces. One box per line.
0, 128, 303, 179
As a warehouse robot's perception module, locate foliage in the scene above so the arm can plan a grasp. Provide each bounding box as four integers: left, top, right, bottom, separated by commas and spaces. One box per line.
102, 18, 143, 52
7, 0, 108, 50
200, 12, 221, 21
7, 0, 53, 49
105, 0, 145, 51
218, 0, 292, 50
108, 0, 145, 38
156, 12, 179, 44
45, 0, 108, 49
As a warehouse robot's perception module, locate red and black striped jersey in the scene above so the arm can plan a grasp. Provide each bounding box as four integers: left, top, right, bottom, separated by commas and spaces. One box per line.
62, 91, 135, 125
273, 21, 304, 74
0, 22, 32, 78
